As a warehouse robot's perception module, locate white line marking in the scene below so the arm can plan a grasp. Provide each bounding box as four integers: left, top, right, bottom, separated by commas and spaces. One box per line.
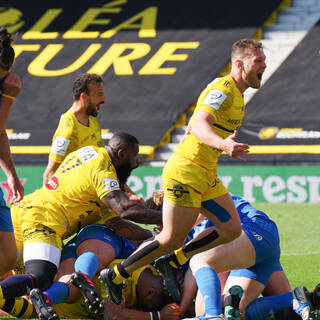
282, 252, 320, 257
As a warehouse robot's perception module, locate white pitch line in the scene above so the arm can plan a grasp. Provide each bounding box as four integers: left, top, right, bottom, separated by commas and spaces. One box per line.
282, 252, 320, 257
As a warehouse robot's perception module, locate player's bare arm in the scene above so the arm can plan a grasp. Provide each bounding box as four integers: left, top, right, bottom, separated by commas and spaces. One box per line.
192, 110, 249, 161
102, 189, 162, 225
123, 183, 145, 204
0, 73, 21, 133
105, 216, 152, 241
105, 298, 180, 320
43, 159, 61, 185
0, 130, 23, 203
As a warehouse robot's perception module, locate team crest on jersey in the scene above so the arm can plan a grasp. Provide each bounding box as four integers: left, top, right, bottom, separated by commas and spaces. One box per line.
51, 136, 70, 156
104, 178, 120, 191
76, 146, 98, 163
203, 90, 227, 110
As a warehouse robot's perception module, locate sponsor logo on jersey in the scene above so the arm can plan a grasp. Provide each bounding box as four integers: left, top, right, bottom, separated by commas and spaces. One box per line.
252, 231, 263, 241
104, 178, 120, 191
227, 119, 241, 125
76, 146, 98, 163
51, 136, 70, 156
202, 90, 227, 110
45, 176, 59, 190
167, 184, 189, 198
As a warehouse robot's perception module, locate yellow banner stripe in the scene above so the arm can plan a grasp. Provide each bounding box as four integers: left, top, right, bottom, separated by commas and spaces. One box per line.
10, 145, 156, 155
9, 145, 320, 155
249, 145, 320, 154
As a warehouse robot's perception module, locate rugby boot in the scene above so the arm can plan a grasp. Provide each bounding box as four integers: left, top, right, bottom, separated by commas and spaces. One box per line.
99, 268, 123, 305
224, 285, 244, 320
30, 288, 59, 320
70, 271, 104, 315
154, 255, 181, 303
292, 286, 317, 320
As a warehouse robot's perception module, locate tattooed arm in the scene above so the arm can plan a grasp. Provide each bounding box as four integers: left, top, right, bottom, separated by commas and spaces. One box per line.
102, 190, 162, 225
105, 216, 152, 242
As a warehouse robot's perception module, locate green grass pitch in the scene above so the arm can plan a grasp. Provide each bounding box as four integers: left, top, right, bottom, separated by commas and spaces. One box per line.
3, 203, 320, 319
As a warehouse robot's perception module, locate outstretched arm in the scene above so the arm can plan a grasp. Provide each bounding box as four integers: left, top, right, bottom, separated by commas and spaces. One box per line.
102, 190, 162, 225
192, 111, 249, 161
105, 216, 152, 242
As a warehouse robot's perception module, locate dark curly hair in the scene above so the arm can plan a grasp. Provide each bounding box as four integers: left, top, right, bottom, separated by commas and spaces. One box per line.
72, 73, 103, 101
0, 28, 15, 71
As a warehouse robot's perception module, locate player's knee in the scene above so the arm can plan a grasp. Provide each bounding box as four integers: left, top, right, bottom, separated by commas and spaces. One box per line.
158, 235, 184, 252
223, 224, 241, 242
25, 260, 57, 291
230, 226, 242, 240
189, 255, 207, 271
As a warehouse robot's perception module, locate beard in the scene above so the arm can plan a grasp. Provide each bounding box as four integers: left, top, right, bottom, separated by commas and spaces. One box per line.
86, 101, 98, 117
116, 162, 132, 187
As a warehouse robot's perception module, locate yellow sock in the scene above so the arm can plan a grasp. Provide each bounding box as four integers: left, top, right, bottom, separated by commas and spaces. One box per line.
113, 265, 126, 285
0, 296, 34, 318
174, 248, 188, 266
0, 286, 3, 300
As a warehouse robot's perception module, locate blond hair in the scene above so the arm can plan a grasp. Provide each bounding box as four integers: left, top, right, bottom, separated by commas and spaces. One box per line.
231, 38, 263, 61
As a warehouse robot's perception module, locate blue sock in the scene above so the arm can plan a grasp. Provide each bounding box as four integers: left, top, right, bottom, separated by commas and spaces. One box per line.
195, 267, 222, 316
43, 281, 70, 305
246, 292, 293, 320
74, 252, 99, 278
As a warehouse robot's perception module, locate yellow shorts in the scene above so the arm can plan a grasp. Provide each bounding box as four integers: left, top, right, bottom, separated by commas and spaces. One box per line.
11, 201, 65, 251
162, 153, 228, 208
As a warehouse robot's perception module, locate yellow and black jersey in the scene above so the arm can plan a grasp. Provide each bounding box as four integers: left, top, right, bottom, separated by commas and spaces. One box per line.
12, 146, 119, 241
49, 108, 104, 164
175, 74, 245, 170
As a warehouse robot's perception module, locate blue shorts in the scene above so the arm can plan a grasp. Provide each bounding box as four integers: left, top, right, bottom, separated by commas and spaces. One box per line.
0, 187, 13, 232
61, 224, 136, 262
230, 217, 281, 285
187, 216, 281, 286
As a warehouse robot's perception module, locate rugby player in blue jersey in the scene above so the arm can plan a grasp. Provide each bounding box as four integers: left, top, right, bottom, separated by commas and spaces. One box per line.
174, 193, 317, 320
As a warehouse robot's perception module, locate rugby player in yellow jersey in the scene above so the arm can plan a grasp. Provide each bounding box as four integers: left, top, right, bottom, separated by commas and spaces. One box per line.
42, 72, 143, 204
0, 132, 162, 315
101, 39, 267, 310
43, 73, 105, 185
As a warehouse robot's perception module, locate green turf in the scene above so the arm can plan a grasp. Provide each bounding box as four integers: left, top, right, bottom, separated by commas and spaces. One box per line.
255, 203, 320, 290
4, 203, 320, 319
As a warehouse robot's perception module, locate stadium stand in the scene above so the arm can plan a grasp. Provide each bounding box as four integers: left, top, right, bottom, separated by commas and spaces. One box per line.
1, 0, 282, 164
